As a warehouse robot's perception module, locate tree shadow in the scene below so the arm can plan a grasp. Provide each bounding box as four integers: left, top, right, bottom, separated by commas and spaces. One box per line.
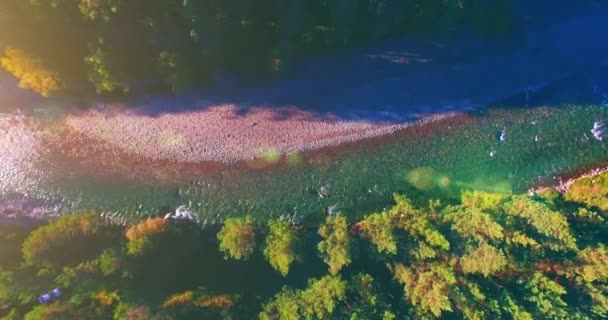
121, 10, 608, 125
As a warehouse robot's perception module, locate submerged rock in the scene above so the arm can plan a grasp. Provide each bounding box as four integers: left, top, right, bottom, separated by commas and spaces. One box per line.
317, 185, 331, 198
164, 205, 196, 221
498, 129, 507, 142
591, 121, 605, 141
327, 204, 340, 215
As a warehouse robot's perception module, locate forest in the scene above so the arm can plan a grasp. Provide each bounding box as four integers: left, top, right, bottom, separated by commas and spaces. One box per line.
1, 171, 608, 320
0, 0, 513, 98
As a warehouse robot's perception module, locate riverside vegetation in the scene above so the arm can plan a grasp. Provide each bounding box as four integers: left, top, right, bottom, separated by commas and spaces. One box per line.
1, 171, 608, 319
0, 0, 513, 97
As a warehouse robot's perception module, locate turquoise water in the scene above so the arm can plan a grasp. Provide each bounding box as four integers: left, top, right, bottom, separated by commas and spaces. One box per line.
16, 103, 608, 225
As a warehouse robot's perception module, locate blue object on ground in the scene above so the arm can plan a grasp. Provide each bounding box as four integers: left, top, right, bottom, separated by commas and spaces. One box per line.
38, 288, 62, 303
38, 294, 52, 304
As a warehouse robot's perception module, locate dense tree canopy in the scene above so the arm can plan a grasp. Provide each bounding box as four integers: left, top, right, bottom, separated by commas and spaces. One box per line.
2, 171, 608, 319
0, 0, 515, 97
259, 275, 346, 320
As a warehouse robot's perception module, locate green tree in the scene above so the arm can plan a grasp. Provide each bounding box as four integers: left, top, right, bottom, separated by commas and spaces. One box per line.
461, 190, 509, 211
84, 46, 129, 94
443, 206, 504, 242
393, 263, 456, 318
521, 272, 569, 319
565, 173, 608, 211
263, 220, 299, 276
504, 196, 577, 251
360, 211, 396, 254
318, 214, 351, 275
459, 243, 507, 277
260, 275, 346, 320
344, 274, 399, 320
21, 212, 111, 269
217, 216, 256, 260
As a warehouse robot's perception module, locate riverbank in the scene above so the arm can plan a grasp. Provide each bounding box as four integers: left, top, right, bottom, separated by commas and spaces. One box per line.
63, 105, 440, 164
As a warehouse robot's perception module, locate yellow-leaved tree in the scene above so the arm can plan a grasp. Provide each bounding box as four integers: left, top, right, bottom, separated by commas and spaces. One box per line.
0, 47, 64, 97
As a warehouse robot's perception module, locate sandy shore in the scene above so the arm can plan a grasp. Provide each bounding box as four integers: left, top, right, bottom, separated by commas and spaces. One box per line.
64, 105, 455, 164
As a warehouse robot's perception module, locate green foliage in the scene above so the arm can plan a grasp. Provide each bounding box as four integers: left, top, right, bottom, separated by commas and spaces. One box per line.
360, 194, 422, 254
24, 303, 69, 320
259, 275, 346, 320
21, 212, 108, 268
360, 211, 396, 254
0, 309, 18, 320
217, 216, 256, 260
0, 0, 504, 96
78, 0, 120, 21
99, 249, 122, 276
318, 214, 351, 275
504, 196, 577, 251
392, 198, 450, 253
459, 243, 507, 277
345, 274, 397, 320
393, 263, 456, 318
521, 272, 569, 319
461, 190, 509, 211
85, 46, 129, 94
299, 275, 347, 319
443, 206, 504, 242
566, 172, 608, 212
537, 188, 562, 205
259, 289, 299, 320
5, 171, 608, 319
263, 220, 299, 276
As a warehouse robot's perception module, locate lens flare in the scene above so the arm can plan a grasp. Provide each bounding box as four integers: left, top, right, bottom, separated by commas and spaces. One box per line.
437, 176, 450, 188
263, 148, 281, 164
286, 152, 302, 166
407, 167, 436, 190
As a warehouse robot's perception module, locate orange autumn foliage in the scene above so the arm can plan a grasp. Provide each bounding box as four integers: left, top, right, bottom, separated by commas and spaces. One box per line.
0, 47, 65, 96
94, 290, 120, 306
125, 218, 168, 241
162, 291, 193, 308
193, 295, 234, 309
125, 218, 168, 255
162, 290, 234, 309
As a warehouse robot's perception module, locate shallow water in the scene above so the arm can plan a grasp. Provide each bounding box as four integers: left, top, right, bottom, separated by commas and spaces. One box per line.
2, 102, 608, 226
